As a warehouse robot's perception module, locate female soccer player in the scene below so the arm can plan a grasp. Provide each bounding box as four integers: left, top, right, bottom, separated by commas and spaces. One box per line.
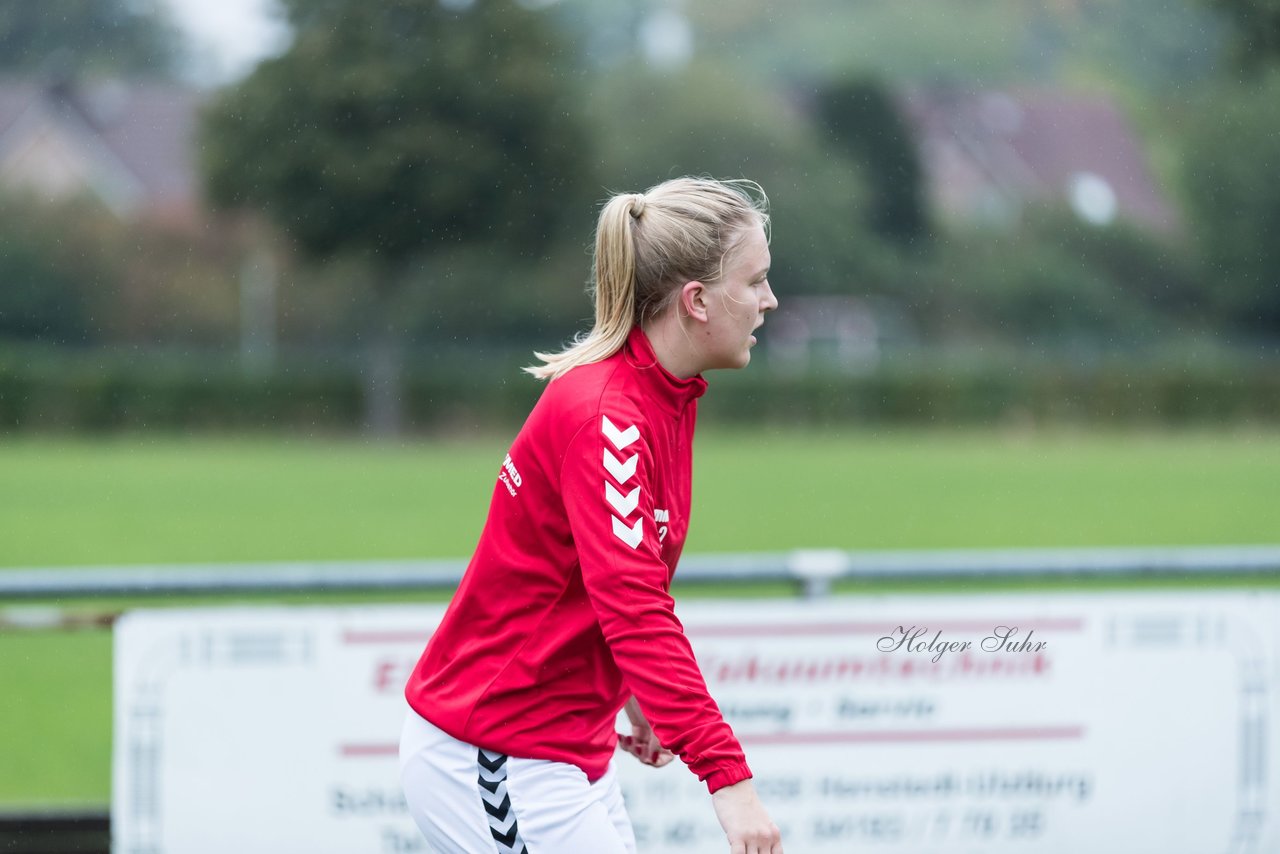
400, 176, 783, 854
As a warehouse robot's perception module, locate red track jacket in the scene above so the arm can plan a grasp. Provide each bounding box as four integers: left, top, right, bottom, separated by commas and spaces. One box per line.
405, 327, 750, 793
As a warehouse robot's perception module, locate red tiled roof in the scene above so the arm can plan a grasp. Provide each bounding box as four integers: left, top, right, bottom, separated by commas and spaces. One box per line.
899, 86, 1177, 232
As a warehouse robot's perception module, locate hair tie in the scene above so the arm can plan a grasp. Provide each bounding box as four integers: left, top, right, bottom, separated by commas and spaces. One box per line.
629, 193, 647, 219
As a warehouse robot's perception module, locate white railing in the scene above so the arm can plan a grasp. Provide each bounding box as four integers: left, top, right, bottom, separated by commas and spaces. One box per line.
2, 545, 1278, 602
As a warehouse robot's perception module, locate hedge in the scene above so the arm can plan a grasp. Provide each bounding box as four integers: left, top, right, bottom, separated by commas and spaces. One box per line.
701, 358, 1280, 426
1, 348, 1277, 434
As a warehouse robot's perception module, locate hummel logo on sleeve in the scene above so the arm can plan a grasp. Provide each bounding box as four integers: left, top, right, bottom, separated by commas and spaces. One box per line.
602, 448, 637, 483
601, 415, 639, 449
605, 482, 640, 516
612, 516, 643, 549
601, 415, 642, 549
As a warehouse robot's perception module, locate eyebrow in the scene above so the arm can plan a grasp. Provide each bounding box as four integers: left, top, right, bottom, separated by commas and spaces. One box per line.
751, 267, 770, 280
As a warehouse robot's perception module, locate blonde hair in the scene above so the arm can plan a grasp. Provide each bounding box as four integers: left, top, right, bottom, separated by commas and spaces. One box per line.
525, 176, 770, 381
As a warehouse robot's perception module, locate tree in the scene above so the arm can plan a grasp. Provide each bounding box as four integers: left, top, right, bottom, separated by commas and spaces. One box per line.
813, 76, 930, 247
581, 59, 896, 302
0, 191, 241, 347
0, 194, 101, 344
915, 208, 1202, 346
201, 0, 590, 435
1208, 0, 1280, 72
1182, 71, 1280, 335
0, 0, 181, 78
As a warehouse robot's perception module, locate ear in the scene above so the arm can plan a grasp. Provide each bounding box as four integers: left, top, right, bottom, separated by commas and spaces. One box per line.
677, 280, 710, 323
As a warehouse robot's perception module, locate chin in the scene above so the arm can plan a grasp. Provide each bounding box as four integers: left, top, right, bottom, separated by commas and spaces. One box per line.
705, 347, 753, 371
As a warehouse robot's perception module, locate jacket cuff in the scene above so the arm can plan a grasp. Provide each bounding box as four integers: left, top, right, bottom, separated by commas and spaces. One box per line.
703, 762, 753, 794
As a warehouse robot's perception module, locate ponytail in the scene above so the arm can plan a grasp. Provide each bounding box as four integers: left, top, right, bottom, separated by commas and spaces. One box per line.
525, 193, 644, 380
525, 178, 768, 381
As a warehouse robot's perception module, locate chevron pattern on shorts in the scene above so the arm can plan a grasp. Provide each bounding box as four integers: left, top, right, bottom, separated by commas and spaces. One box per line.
477, 748, 528, 854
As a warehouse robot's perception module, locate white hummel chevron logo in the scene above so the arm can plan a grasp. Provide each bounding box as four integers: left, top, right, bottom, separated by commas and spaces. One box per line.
603, 448, 637, 483
605, 482, 640, 516
612, 515, 643, 549
602, 415, 640, 450
602, 417, 642, 549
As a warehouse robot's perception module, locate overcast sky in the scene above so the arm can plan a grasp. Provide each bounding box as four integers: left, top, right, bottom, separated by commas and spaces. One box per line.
160, 0, 290, 85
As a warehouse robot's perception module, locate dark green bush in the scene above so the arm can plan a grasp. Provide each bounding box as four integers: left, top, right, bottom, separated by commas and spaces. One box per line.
2, 345, 1274, 435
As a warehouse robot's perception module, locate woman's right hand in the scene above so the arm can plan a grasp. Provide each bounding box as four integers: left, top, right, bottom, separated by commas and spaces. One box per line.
710, 779, 783, 854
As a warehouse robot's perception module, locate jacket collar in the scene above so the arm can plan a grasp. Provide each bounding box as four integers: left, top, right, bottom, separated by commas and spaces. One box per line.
623, 326, 707, 416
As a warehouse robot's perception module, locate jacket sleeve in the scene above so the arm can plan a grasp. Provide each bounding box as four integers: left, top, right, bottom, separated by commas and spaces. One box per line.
561, 412, 751, 793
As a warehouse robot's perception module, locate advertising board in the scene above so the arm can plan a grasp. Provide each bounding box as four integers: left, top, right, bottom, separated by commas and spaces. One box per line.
113, 592, 1279, 853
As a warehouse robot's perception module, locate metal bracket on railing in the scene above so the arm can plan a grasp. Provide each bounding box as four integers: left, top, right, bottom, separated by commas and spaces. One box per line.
787, 549, 851, 599
0, 606, 118, 631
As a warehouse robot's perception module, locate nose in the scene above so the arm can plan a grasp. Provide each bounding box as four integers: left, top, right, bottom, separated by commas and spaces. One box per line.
760, 280, 778, 313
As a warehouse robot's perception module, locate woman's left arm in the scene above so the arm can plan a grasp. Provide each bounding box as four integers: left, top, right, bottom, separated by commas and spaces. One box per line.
562, 412, 751, 793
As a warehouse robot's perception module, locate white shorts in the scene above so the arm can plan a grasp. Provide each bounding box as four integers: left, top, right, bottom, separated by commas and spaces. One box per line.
399, 708, 638, 854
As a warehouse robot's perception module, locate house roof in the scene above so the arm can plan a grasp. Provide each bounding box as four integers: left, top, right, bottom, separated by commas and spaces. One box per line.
0, 77, 203, 218
899, 86, 1177, 232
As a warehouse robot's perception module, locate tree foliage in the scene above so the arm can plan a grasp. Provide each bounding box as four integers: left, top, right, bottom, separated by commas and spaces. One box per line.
1208, 0, 1280, 72
201, 0, 589, 279
0, 193, 239, 346
581, 59, 899, 301
915, 209, 1202, 345
200, 0, 591, 435
1182, 71, 1280, 333
812, 76, 929, 246
0, 0, 181, 78
0, 198, 98, 343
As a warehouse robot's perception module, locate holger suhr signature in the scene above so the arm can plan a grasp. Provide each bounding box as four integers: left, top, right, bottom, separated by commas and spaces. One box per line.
877, 626, 1047, 663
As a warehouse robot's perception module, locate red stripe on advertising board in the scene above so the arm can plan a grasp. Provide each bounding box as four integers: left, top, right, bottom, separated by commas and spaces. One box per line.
342, 630, 432, 644
742, 726, 1085, 745
341, 620, 1083, 645
340, 743, 400, 757
338, 726, 1084, 758
687, 620, 1084, 637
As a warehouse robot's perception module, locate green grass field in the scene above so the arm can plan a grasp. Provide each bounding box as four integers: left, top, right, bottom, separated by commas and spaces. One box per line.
4, 427, 1279, 567
2, 427, 1278, 805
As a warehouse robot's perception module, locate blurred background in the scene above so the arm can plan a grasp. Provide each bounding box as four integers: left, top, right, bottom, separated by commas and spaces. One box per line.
1, 0, 1278, 849
0, 0, 1276, 435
